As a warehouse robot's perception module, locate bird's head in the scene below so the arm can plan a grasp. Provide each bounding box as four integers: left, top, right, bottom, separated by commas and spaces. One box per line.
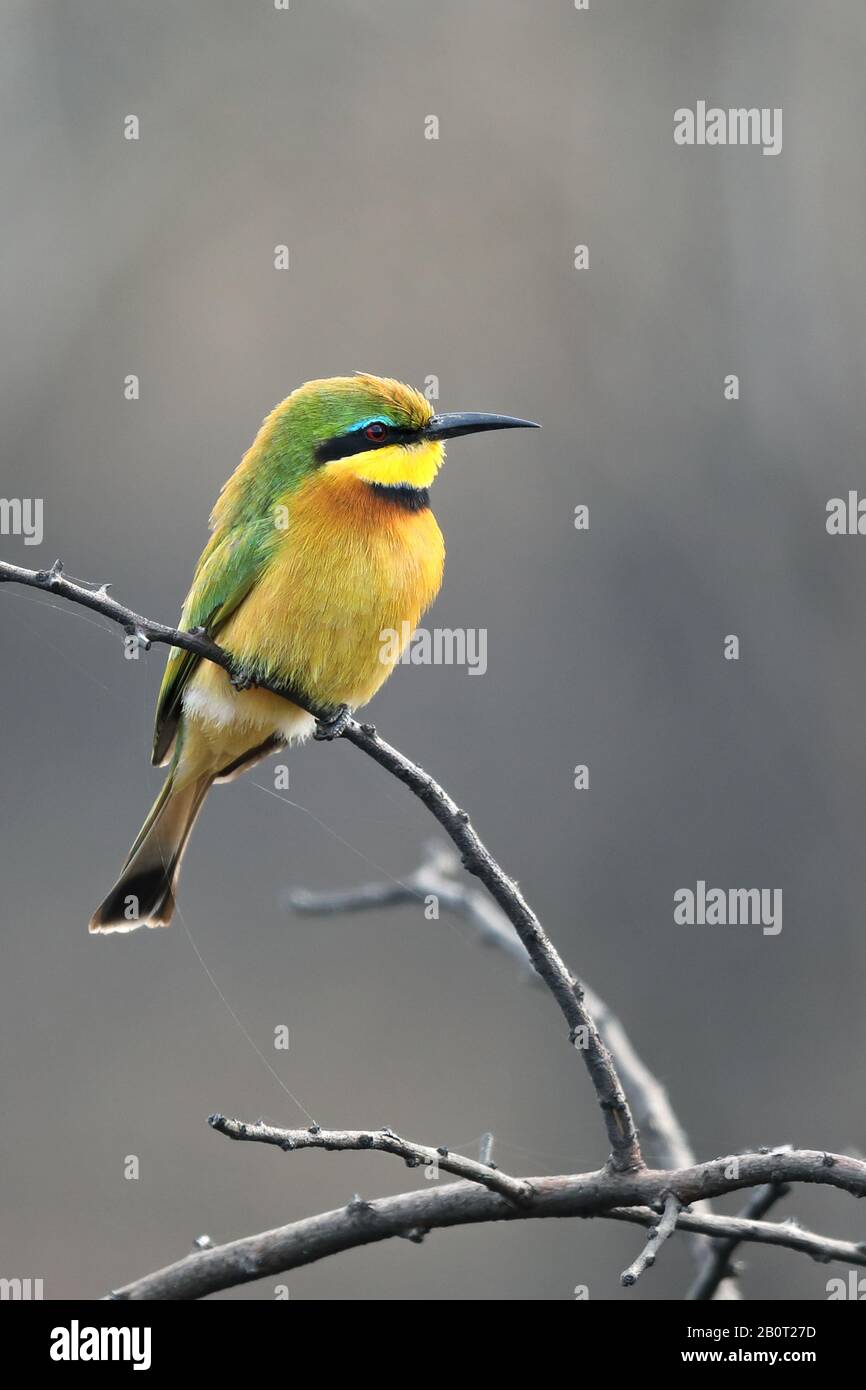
256, 373, 539, 499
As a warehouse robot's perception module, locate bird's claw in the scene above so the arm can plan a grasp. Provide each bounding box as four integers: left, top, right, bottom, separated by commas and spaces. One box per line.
230, 666, 258, 692
314, 704, 351, 740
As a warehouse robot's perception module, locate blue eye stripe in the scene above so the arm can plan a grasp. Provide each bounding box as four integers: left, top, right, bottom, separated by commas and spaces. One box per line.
348, 416, 394, 433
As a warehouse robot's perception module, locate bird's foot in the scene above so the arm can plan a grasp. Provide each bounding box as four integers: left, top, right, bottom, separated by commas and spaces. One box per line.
230, 665, 258, 692
314, 703, 351, 741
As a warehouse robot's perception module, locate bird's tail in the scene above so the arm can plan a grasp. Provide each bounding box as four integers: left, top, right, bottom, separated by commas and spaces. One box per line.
89, 766, 213, 934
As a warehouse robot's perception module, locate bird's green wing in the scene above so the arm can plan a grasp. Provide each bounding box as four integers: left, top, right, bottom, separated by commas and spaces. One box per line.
151, 526, 264, 766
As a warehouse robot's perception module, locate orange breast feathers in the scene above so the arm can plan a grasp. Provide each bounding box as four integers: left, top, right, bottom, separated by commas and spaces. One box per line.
219, 471, 445, 711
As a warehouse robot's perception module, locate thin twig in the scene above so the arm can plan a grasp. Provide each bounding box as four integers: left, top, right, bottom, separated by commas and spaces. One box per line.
478, 1133, 495, 1167
286, 841, 533, 975
0, 558, 641, 1171
620, 1192, 681, 1286
686, 1181, 791, 1300
107, 1147, 866, 1299
208, 1114, 534, 1206
607, 1203, 865, 1269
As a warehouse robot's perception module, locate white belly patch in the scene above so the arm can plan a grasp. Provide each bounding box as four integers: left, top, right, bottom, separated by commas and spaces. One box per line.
182, 684, 316, 744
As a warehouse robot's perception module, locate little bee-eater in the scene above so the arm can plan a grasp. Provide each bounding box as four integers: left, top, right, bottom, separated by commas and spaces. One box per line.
90, 374, 539, 933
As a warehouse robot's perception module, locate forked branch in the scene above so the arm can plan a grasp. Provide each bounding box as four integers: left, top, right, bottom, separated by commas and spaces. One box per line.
107, 1146, 866, 1299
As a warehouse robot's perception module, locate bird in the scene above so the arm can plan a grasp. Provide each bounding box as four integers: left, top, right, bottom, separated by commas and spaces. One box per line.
89, 372, 539, 934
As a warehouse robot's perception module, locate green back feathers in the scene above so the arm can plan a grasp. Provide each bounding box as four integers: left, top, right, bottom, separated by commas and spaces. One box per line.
151, 526, 263, 764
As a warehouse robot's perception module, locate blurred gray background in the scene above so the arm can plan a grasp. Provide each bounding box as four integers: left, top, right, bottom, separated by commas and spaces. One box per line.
1, 0, 865, 1301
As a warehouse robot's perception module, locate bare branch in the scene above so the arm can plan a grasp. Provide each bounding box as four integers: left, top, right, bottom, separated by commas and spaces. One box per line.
0, 558, 641, 1171
620, 1192, 681, 1286
208, 1114, 534, 1206
108, 1147, 866, 1300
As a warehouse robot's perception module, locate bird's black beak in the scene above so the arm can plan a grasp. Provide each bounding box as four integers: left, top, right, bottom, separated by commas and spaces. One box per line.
423, 411, 541, 442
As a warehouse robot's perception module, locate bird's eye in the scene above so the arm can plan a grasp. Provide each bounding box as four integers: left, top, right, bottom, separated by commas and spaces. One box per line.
364, 421, 388, 442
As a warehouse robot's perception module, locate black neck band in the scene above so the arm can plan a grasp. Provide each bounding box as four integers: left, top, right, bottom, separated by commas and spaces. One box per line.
367, 483, 430, 512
